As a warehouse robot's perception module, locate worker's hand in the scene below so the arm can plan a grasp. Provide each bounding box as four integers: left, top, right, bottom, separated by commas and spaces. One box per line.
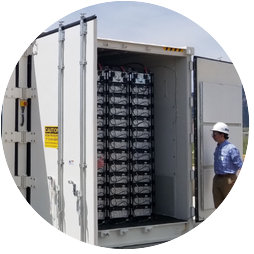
97, 157, 105, 169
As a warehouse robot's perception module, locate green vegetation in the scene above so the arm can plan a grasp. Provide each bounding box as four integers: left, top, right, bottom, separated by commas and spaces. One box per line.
243, 128, 249, 156
243, 137, 249, 154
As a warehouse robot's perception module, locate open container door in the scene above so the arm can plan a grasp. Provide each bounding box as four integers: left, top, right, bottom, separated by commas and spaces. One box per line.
194, 56, 242, 222
33, 16, 98, 243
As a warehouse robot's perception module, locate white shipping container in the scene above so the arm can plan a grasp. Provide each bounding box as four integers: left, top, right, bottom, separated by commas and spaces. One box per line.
1, 16, 242, 248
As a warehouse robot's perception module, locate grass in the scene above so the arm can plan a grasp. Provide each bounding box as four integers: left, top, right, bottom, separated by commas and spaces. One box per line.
243, 127, 249, 157
243, 134, 248, 156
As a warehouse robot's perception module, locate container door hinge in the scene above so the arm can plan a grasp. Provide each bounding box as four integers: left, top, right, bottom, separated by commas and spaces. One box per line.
186, 47, 195, 55
4, 131, 36, 143
189, 96, 193, 107
190, 169, 195, 180
14, 175, 36, 189
190, 207, 195, 218
189, 133, 194, 144
189, 61, 194, 71
5, 87, 37, 99
24, 41, 38, 56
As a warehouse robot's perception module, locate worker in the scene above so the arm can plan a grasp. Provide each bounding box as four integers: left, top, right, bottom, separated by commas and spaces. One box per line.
97, 157, 104, 169
211, 122, 243, 209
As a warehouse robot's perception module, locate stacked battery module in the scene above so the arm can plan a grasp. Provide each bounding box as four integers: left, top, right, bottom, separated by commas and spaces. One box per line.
97, 66, 154, 223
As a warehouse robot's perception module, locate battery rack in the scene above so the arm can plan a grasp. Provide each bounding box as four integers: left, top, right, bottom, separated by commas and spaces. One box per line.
107, 69, 130, 220
130, 71, 154, 218
97, 65, 154, 226
97, 69, 107, 221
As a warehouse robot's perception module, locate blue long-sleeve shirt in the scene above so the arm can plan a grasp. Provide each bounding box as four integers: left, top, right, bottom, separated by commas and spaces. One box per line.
214, 140, 243, 175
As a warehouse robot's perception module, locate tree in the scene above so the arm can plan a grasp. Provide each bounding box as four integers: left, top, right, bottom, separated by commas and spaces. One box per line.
242, 86, 249, 128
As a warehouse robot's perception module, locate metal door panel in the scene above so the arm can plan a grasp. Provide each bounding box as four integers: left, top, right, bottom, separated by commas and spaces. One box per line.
194, 57, 242, 221
32, 17, 97, 242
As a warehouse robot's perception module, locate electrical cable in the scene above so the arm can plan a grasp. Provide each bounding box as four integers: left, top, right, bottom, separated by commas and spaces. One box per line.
132, 98, 150, 106
110, 164, 128, 172
138, 216, 152, 223
109, 96, 127, 105
133, 131, 150, 139
133, 164, 151, 172
110, 175, 128, 184
110, 187, 128, 195
109, 141, 128, 150
132, 119, 150, 128
121, 62, 148, 73
110, 107, 128, 116
132, 86, 149, 95
97, 96, 104, 104
111, 199, 128, 207
110, 130, 128, 139
109, 119, 128, 127
109, 84, 127, 94
114, 218, 130, 225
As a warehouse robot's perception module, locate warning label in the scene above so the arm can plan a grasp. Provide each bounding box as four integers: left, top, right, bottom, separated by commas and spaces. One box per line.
45, 126, 58, 148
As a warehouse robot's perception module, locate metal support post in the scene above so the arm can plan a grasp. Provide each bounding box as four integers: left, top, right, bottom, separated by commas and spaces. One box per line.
58, 21, 65, 232
79, 14, 88, 242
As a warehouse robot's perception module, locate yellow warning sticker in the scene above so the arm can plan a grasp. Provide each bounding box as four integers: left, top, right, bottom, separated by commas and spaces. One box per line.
45, 126, 58, 148
163, 47, 184, 52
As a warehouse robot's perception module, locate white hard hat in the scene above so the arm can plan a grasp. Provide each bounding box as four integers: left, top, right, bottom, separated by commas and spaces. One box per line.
211, 122, 229, 134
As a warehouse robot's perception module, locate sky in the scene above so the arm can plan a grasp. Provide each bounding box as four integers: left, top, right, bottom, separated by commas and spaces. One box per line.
46, 2, 230, 61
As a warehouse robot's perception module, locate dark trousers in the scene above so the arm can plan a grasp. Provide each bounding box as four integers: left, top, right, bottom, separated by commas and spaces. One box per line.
212, 174, 237, 208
